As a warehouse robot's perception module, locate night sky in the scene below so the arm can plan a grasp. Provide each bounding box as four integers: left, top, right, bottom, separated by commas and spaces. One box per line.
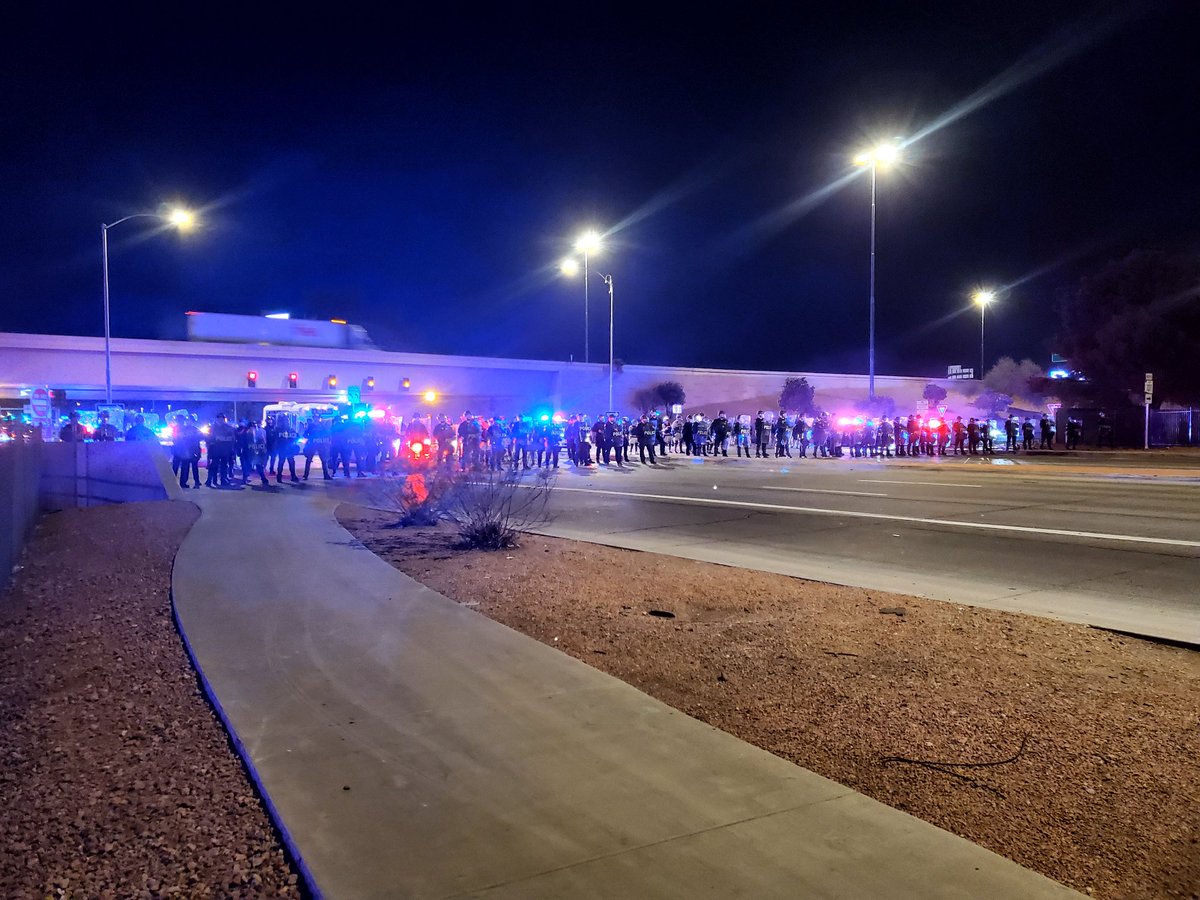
2, 3, 1196, 377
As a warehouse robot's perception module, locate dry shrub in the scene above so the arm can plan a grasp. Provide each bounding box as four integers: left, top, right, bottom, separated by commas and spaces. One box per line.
444, 467, 554, 550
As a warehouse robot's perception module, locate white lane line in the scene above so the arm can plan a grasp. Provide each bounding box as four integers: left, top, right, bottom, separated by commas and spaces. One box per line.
554, 485, 1200, 549
859, 479, 982, 488
762, 486, 888, 498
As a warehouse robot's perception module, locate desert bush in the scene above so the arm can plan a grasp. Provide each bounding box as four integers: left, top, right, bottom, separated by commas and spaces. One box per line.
372, 470, 457, 527
443, 467, 554, 550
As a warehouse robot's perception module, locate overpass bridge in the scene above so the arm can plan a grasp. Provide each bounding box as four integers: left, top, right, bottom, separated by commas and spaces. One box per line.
0, 331, 955, 418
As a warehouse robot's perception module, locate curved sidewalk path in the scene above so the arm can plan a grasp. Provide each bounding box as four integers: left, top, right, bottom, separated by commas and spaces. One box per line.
171, 483, 1080, 899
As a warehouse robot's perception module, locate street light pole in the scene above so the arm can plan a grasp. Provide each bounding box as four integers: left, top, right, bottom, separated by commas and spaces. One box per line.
979, 299, 986, 380
868, 162, 877, 402
972, 290, 995, 382
583, 250, 590, 364
102, 223, 113, 405
600, 273, 615, 411
100, 209, 195, 406
853, 139, 901, 403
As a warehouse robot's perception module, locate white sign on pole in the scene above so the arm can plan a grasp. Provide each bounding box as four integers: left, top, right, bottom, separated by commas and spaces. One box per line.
30, 387, 51, 420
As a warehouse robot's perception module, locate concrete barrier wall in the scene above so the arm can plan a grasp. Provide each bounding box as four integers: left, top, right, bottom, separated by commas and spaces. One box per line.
39, 442, 171, 512
0, 440, 42, 590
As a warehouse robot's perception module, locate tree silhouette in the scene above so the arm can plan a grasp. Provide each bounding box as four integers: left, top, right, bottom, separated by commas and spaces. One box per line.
779, 377, 816, 414
1057, 249, 1200, 405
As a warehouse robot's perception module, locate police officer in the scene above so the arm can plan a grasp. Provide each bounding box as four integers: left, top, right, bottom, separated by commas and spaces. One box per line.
94, 411, 119, 441
1005, 414, 1019, 453
544, 418, 563, 468
753, 411, 769, 458
273, 414, 299, 483
1021, 417, 1035, 451
59, 411, 85, 442
245, 420, 271, 487
433, 414, 456, 467
773, 411, 790, 458
952, 416, 966, 455
1039, 414, 1054, 450
711, 411, 730, 457
124, 414, 155, 442
174, 415, 202, 488
207, 412, 237, 487
303, 415, 333, 480
636, 414, 656, 464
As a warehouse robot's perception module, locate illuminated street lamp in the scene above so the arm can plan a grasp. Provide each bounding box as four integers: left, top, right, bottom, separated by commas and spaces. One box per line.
101, 206, 196, 404
572, 229, 602, 363
852, 139, 903, 401
973, 289, 996, 380
562, 255, 617, 410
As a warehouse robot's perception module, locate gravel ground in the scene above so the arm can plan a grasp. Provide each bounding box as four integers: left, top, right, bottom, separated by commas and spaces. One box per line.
0, 501, 302, 899
338, 502, 1200, 900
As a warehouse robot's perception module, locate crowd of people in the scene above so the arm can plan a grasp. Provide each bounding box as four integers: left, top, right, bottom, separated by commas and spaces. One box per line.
165, 411, 396, 488
31, 405, 1072, 489
419, 408, 1065, 472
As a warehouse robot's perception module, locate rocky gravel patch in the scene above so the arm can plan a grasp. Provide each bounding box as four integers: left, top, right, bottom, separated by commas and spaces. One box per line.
0, 501, 302, 898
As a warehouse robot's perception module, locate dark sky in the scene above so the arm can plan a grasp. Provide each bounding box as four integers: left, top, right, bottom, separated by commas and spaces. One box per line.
2, 2, 1196, 377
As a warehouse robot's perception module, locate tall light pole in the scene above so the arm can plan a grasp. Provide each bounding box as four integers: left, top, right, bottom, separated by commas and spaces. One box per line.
599, 272, 615, 411
560, 257, 616, 410
973, 290, 995, 381
852, 140, 902, 401
101, 207, 195, 404
573, 229, 602, 363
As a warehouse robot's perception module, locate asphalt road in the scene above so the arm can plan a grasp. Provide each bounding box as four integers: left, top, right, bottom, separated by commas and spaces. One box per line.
536, 452, 1200, 645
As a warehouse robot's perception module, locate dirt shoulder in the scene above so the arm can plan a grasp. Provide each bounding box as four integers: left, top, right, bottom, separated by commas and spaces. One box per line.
0, 501, 302, 898
338, 501, 1200, 900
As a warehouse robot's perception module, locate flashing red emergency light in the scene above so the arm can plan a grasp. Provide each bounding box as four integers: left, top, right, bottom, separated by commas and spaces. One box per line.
288, 372, 299, 389
247, 370, 258, 388
410, 441, 425, 455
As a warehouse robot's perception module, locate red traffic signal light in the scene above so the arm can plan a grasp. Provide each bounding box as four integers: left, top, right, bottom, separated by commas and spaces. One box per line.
288, 372, 299, 389
247, 370, 258, 388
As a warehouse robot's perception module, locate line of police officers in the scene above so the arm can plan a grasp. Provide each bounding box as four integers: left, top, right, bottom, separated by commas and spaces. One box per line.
165, 412, 392, 489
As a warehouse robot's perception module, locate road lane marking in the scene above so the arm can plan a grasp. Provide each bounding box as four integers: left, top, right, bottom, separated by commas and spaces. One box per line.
859, 479, 982, 488
761, 486, 888, 498
552, 485, 1200, 549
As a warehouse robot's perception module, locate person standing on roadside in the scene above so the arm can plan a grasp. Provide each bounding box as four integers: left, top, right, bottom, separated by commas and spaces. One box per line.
175, 415, 201, 489
1021, 417, 1035, 452
94, 411, 119, 441
59, 411, 86, 442
1040, 414, 1054, 450
124, 414, 155, 442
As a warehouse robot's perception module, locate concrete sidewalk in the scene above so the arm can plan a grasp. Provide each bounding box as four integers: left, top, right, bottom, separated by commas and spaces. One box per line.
170, 483, 1081, 899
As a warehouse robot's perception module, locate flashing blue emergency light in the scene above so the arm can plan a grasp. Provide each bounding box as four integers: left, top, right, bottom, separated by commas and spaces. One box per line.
540, 414, 550, 422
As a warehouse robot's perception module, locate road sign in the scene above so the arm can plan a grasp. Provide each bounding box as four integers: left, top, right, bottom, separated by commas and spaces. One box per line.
937, 405, 947, 416
30, 387, 51, 419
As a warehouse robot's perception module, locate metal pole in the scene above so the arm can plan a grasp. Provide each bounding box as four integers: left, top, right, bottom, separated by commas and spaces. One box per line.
980, 302, 986, 382
102, 223, 112, 405
607, 275, 614, 412
583, 251, 590, 364
868, 164, 877, 401
1144, 401, 1150, 451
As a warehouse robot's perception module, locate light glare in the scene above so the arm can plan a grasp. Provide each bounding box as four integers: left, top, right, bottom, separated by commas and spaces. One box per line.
574, 230, 602, 254
168, 208, 196, 230
560, 257, 580, 277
